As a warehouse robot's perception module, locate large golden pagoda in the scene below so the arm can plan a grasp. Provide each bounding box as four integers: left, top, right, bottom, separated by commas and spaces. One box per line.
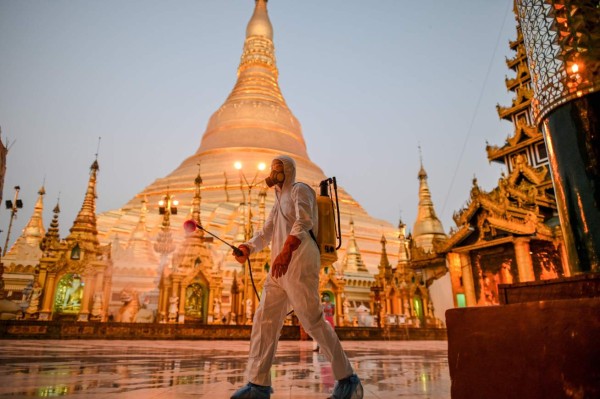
96, 0, 403, 319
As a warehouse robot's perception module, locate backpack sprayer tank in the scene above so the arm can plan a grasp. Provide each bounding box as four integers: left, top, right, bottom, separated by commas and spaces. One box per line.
316, 177, 342, 268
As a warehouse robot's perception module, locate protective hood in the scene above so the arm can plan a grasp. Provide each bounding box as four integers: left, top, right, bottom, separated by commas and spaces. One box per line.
274, 154, 296, 192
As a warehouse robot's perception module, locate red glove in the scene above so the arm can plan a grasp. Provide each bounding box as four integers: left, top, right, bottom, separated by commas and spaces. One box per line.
272, 235, 301, 278
234, 244, 250, 264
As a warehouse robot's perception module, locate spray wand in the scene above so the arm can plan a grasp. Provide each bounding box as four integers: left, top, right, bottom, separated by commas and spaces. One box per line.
183, 220, 260, 300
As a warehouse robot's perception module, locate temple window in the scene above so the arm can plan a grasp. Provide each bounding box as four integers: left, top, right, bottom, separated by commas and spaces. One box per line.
535, 142, 548, 164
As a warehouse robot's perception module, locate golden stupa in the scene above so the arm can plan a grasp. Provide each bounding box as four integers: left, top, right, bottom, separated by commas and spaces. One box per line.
96, 0, 402, 314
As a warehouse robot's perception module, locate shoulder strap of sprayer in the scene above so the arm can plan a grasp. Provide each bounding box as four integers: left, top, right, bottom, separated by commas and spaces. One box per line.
293, 182, 320, 251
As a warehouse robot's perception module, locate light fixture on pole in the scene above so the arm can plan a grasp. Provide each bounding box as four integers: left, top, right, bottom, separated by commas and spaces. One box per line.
232, 161, 266, 321
3, 186, 23, 256
233, 161, 266, 241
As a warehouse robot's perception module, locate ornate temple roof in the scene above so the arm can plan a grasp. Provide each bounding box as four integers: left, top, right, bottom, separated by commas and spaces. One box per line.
488, 23, 546, 166
67, 160, 100, 251
376, 234, 392, 282
40, 202, 61, 255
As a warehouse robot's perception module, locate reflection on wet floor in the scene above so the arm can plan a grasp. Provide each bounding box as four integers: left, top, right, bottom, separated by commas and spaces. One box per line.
0, 340, 450, 398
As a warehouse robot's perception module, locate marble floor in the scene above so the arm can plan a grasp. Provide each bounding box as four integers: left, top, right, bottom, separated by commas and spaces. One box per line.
0, 340, 450, 398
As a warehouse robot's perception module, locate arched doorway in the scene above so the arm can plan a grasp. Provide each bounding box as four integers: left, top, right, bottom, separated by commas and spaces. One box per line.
185, 283, 207, 323
413, 292, 425, 328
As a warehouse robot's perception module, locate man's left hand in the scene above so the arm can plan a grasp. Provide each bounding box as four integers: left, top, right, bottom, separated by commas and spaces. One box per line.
271, 235, 301, 278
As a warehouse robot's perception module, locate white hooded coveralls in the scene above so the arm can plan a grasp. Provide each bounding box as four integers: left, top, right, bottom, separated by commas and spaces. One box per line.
244, 155, 354, 386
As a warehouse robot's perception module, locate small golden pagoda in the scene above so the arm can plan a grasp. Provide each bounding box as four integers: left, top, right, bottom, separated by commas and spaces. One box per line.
443, 17, 568, 308
1, 186, 46, 303
157, 169, 222, 324
109, 197, 160, 321
339, 218, 375, 325
36, 160, 113, 321
371, 163, 447, 328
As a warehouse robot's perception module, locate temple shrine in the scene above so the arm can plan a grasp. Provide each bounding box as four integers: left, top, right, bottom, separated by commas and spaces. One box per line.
442, 13, 568, 308
369, 163, 448, 328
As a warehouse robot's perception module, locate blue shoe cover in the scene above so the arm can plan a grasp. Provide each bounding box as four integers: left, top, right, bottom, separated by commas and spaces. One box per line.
231, 382, 273, 399
330, 374, 363, 399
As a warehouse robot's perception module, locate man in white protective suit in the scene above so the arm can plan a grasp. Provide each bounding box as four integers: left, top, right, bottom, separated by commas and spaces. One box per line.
230, 155, 363, 399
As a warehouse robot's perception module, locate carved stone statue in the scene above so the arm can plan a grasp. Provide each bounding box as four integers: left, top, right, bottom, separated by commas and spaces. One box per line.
213, 298, 221, 322
0, 286, 21, 320
25, 281, 42, 317
116, 288, 140, 323
168, 294, 179, 322
134, 297, 154, 323
245, 298, 253, 322
90, 292, 104, 321
342, 297, 351, 326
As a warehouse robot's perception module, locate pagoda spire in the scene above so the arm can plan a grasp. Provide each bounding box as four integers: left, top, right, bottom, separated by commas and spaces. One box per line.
412, 160, 445, 252
125, 197, 158, 262
67, 159, 100, 248
19, 186, 46, 247
195, 0, 309, 159
377, 234, 392, 281
342, 218, 368, 273
191, 165, 204, 237
40, 202, 61, 254
129, 197, 149, 243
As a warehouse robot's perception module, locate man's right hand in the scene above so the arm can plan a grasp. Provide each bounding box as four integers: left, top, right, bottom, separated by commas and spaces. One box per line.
234, 244, 250, 264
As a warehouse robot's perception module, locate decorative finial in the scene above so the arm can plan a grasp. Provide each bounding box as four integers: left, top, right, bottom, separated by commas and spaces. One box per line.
246, 0, 273, 40
95, 137, 102, 160
195, 162, 203, 185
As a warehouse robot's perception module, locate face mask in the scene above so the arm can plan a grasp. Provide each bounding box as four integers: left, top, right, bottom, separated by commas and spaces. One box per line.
265, 168, 285, 188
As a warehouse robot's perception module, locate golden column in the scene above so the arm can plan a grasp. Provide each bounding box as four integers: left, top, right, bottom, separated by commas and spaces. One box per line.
171, 275, 181, 323
78, 271, 93, 321
514, 238, 535, 282
39, 272, 57, 320
179, 279, 187, 323
458, 253, 477, 306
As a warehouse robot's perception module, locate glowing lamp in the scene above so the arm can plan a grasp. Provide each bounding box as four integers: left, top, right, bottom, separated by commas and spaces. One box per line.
571, 63, 579, 74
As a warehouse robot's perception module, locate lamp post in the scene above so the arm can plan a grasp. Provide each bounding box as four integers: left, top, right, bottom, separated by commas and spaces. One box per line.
232, 161, 266, 322
3, 186, 23, 256
154, 192, 178, 322
155, 191, 178, 270
234, 161, 266, 241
